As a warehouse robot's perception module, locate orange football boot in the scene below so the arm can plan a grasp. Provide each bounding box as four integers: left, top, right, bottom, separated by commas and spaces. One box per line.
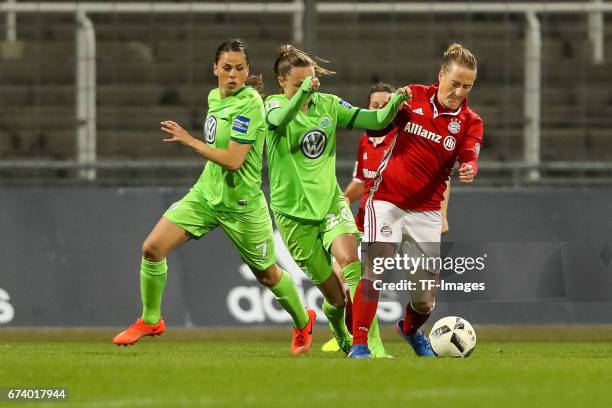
113, 318, 166, 346
291, 308, 316, 355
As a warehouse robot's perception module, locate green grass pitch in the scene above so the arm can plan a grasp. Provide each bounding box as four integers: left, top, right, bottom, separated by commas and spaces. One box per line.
1, 327, 611, 408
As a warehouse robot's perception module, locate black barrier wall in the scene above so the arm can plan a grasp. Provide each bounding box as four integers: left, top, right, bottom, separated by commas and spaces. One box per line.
0, 187, 611, 327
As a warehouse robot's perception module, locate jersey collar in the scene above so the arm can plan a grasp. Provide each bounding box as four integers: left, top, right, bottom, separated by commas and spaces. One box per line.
428, 83, 465, 119
366, 127, 396, 147
232, 86, 247, 97
308, 93, 318, 110
368, 135, 386, 147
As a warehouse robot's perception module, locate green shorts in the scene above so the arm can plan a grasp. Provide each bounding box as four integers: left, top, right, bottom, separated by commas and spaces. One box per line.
163, 188, 275, 271
273, 188, 359, 285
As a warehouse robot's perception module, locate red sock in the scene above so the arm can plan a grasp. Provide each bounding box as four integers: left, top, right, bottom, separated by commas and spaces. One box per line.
402, 303, 431, 336
352, 279, 380, 345
344, 289, 353, 335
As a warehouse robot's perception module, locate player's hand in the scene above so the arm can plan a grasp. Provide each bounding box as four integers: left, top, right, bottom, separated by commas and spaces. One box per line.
458, 163, 475, 183
310, 76, 320, 91
384, 87, 411, 109
300, 76, 320, 93
396, 86, 412, 103
161, 121, 195, 146
441, 217, 449, 235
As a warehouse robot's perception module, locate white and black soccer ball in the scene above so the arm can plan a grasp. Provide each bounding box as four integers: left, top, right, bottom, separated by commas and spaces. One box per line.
429, 316, 476, 357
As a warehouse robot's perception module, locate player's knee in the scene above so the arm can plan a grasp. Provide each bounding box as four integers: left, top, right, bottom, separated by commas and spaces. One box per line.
412, 301, 434, 314
335, 252, 359, 269
252, 264, 281, 287
255, 275, 274, 287
254, 272, 277, 287
142, 240, 164, 261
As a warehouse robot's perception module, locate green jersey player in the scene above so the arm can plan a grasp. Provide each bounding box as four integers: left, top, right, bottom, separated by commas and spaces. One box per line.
265, 45, 411, 356
113, 40, 315, 356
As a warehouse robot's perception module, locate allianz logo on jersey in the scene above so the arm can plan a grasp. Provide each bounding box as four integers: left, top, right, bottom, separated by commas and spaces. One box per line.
363, 168, 377, 179
404, 121, 457, 151
227, 231, 402, 324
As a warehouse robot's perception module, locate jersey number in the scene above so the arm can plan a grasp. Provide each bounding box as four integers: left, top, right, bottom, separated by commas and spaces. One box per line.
256, 241, 268, 258
325, 214, 340, 230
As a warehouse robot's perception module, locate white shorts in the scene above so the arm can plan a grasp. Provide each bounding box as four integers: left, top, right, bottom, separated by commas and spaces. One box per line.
364, 200, 442, 272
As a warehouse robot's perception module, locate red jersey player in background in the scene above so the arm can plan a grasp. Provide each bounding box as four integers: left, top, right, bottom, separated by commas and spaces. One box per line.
349, 44, 483, 359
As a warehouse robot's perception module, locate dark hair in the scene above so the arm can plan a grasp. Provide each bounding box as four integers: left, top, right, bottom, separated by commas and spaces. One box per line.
273, 44, 334, 88
367, 82, 395, 106
215, 39, 263, 92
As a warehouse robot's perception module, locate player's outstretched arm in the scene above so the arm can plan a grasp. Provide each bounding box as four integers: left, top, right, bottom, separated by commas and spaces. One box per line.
348, 87, 411, 130
161, 120, 251, 171
267, 76, 319, 129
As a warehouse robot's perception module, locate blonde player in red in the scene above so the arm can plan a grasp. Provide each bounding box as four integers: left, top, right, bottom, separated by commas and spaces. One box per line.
349, 44, 482, 358
322, 83, 451, 354
346, 83, 451, 237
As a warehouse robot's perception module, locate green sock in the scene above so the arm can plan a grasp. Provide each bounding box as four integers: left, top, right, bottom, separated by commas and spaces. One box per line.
342, 261, 386, 354
322, 299, 350, 341
269, 270, 309, 329
342, 261, 361, 298
140, 257, 167, 324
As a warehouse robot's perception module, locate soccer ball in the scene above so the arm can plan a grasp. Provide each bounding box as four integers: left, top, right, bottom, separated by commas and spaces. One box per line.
429, 316, 476, 357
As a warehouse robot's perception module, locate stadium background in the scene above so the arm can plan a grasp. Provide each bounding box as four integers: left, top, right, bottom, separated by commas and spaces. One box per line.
1, 0, 611, 328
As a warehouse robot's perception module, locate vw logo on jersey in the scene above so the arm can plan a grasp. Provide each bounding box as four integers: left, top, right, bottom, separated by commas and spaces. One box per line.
301, 129, 327, 159
204, 116, 217, 144
443, 135, 457, 151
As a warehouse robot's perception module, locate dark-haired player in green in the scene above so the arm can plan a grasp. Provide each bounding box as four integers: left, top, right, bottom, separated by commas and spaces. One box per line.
265, 45, 411, 357
113, 39, 315, 356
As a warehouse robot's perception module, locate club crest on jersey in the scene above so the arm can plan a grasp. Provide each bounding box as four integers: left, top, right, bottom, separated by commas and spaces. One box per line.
232, 115, 250, 135
380, 224, 393, 238
301, 129, 328, 159
320, 116, 332, 129
443, 135, 457, 151
204, 116, 217, 144
448, 118, 461, 134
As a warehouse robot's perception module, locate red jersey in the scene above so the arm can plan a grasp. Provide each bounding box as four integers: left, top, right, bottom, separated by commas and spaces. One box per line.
352, 128, 397, 232
371, 83, 483, 211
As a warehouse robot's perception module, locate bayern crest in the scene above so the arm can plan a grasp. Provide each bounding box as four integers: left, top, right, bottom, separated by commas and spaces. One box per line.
448, 118, 461, 134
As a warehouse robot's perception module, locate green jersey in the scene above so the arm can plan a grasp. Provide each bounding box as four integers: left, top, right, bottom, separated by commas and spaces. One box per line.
194, 86, 267, 212
265, 92, 361, 221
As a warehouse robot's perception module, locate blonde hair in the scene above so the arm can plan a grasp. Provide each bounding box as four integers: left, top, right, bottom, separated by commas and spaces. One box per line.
441, 43, 477, 72
273, 44, 335, 83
